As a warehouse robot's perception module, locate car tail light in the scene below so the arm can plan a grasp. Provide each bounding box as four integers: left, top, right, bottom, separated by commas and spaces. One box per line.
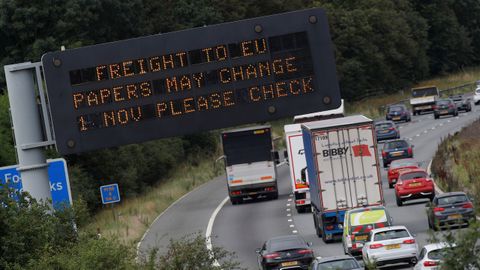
297, 249, 313, 254
231, 191, 241, 195
407, 147, 412, 156
424, 260, 438, 266
264, 187, 275, 191
263, 252, 280, 259
382, 151, 387, 158
449, 104, 454, 109
352, 243, 357, 249
434, 207, 445, 212
462, 202, 474, 209
296, 199, 305, 205
433, 105, 437, 110
403, 239, 415, 244
325, 225, 334, 230
370, 243, 383, 249
388, 127, 395, 131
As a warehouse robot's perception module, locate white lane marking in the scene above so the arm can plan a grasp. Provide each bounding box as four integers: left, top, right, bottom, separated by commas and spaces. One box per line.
287, 208, 291, 212
439, 123, 444, 126
409, 138, 413, 141
289, 194, 293, 197
292, 230, 298, 234
416, 134, 420, 137
205, 196, 229, 267
287, 213, 292, 217
431, 127, 435, 130
447, 120, 451, 123
288, 219, 293, 222
286, 203, 291, 207
288, 198, 292, 202
289, 224, 295, 228
424, 130, 428, 134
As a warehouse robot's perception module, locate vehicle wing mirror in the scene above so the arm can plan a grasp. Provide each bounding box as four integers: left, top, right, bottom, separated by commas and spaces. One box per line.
283, 150, 288, 159
300, 167, 307, 183
273, 151, 280, 164
390, 217, 394, 224
255, 248, 261, 254
307, 242, 313, 247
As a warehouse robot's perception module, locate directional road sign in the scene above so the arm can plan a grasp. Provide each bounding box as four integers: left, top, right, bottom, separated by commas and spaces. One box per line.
100, 183, 121, 204
0, 158, 73, 209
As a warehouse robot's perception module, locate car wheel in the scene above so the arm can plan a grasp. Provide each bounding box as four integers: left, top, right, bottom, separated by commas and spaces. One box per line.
383, 162, 388, 168
429, 194, 435, 202
313, 214, 322, 237
270, 191, 278, 200
396, 196, 403, 206
389, 182, 393, 189
428, 217, 432, 229
230, 197, 239, 205
434, 114, 439, 119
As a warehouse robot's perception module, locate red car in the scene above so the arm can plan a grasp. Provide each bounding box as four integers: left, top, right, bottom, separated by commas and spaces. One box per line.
395, 168, 434, 206
387, 158, 419, 188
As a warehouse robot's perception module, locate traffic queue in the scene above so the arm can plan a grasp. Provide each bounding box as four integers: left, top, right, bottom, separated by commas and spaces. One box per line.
252, 96, 477, 270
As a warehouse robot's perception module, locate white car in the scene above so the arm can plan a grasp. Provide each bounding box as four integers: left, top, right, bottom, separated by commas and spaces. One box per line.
362, 225, 418, 268
474, 86, 480, 105
414, 242, 454, 270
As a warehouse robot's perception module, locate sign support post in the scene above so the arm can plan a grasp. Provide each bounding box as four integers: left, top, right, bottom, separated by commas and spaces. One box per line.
4, 62, 52, 203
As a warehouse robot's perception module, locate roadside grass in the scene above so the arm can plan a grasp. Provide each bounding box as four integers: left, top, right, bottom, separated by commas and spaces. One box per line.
88, 66, 480, 246
431, 118, 480, 215
85, 149, 223, 245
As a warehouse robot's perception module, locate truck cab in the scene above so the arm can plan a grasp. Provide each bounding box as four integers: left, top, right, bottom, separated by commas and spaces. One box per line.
220, 125, 279, 205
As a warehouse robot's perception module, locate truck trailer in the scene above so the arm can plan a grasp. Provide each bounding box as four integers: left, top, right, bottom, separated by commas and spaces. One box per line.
301, 115, 384, 242
220, 125, 279, 205
285, 100, 345, 213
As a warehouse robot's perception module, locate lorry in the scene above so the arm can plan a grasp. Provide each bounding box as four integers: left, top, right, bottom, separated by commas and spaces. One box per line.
220, 125, 279, 205
410, 86, 439, 115
284, 100, 344, 213
301, 115, 384, 243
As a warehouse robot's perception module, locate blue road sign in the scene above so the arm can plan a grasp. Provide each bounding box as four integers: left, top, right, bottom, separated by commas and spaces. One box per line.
0, 158, 72, 209
100, 183, 120, 204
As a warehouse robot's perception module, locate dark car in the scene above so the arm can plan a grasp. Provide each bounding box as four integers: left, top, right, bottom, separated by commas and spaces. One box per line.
381, 139, 413, 167
311, 255, 363, 270
427, 192, 476, 231
433, 99, 458, 119
375, 121, 400, 142
386, 104, 411, 122
256, 235, 314, 270
449, 94, 472, 112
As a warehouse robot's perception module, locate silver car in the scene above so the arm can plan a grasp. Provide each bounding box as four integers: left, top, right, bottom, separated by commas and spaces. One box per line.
362, 225, 418, 267
414, 242, 455, 270
311, 255, 363, 270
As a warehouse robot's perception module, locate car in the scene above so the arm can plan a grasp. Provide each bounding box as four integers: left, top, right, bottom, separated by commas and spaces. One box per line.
381, 139, 414, 168
342, 206, 392, 256
375, 120, 400, 141
256, 235, 314, 270
362, 225, 418, 268
311, 255, 363, 270
387, 158, 419, 188
386, 104, 411, 122
433, 99, 458, 119
414, 242, 455, 270
427, 192, 476, 231
395, 168, 434, 206
473, 85, 480, 105
449, 94, 472, 112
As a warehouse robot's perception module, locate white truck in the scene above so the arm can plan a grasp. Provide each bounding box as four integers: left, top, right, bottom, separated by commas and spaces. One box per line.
284, 100, 345, 213
301, 115, 384, 243
410, 86, 439, 115
220, 125, 279, 205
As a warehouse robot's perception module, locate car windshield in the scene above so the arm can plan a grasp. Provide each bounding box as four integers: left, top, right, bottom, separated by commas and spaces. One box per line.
373, 229, 409, 241
437, 100, 450, 105
385, 141, 408, 149
375, 123, 392, 129
428, 249, 446, 260
269, 237, 306, 252
412, 87, 438, 97
438, 195, 468, 205
400, 171, 427, 180
390, 160, 417, 168
318, 259, 359, 270
388, 106, 403, 112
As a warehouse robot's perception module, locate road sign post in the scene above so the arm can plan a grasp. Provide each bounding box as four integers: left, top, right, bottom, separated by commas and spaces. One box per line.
4, 62, 53, 204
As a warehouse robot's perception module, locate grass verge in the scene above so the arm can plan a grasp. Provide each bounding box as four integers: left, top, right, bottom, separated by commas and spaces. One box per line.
84, 150, 223, 245
431, 118, 480, 215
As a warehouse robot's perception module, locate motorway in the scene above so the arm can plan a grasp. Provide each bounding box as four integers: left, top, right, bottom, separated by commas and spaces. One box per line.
138, 106, 480, 269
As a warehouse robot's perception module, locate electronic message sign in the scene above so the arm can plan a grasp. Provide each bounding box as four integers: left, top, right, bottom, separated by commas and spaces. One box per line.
42, 8, 341, 155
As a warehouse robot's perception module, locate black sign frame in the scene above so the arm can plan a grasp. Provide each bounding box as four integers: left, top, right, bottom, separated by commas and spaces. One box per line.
42, 8, 341, 155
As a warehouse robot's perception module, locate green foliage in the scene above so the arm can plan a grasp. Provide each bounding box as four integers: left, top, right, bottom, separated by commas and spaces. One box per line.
141, 233, 243, 270
428, 222, 480, 270
0, 94, 15, 167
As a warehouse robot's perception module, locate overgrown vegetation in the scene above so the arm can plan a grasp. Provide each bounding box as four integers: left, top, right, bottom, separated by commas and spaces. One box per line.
431, 118, 480, 212
0, 188, 241, 270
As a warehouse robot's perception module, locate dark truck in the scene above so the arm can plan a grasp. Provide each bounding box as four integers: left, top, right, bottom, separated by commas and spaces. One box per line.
219, 125, 279, 205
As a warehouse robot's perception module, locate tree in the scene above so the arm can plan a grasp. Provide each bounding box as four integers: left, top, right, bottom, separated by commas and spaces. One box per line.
0, 94, 15, 167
